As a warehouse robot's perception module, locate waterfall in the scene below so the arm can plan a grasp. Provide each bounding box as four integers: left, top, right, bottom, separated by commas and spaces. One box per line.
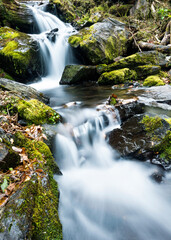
54, 107, 171, 240
28, 3, 77, 90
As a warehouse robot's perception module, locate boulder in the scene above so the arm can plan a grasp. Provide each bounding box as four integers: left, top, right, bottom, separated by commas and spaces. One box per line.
108, 114, 171, 168
98, 51, 167, 74
136, 65, 161, 79
98, 68, 137, 85
115, 99, 145, 122
60, 64, 99, 84
68, 18, 130, 65
0, 78, 49, 104
0, 0, 37, 33
0, 27, 41, 82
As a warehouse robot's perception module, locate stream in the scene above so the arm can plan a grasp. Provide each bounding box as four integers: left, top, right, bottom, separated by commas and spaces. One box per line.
29, 2, 171, 240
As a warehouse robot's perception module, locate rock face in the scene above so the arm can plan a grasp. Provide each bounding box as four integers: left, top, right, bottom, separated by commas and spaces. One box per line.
68, 18, 130, 65
0, 78, 49, 104
60, 65, 99, 84
0, 0, 37, 33
0, 27, 41, 82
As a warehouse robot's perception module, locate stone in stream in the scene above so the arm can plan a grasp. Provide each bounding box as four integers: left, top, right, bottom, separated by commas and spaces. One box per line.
0, 27, 41, 82
68, 18, 130, 65
108, 114, 171, 169
60, 64, 99, 84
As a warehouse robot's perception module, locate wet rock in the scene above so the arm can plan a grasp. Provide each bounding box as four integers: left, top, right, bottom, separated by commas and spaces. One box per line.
0, 78, 49, 104
68, 18, 130, 65
0, 27, 41, 82
108, 115, 170, 162
115, 99, 145, 122
150, 169, 165, 183
46, 28, 59, 42
60, 65, 99, 84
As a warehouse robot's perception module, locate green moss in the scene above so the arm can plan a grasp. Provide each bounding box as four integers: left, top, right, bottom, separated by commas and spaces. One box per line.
143, 75, 165, 87
165, 118, 171, 125
141, 115, 163, 133
155, 130, 171, 162
1, 40, 18, 54
103, 51, 165, 73
1, 130, 62, 239
110, 97, 117, 105
109, 4, 133, 17
17, 99, 60, 125
0, 68, 13, 80
136, 65, 161, 78
98, 68, 137, 85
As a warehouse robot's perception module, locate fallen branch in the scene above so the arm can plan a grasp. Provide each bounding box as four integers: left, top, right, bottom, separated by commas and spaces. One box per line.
139, 41, 171, 53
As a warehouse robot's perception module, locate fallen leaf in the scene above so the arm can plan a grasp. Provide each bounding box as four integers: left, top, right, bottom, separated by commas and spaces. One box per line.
12, 146, 23, 153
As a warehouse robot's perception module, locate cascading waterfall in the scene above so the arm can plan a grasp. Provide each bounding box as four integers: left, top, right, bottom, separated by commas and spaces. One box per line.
54, 107, 171, 240
28, 3, 77, 90
28, 3, 171, 240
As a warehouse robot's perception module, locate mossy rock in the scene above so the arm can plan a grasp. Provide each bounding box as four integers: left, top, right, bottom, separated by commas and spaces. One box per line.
0, 0, 36, 33
17, 99, 60, 125
109, 4, 133, 16
0, 132, 62, 239
68, 18, 130, 65
98, 68, 137, 85
0, 68, 13, 80
143, 75, 165, 87
0, 27, 41, 82
136, 65, 161, 79
60, 64, 99, 84
99, 51, 167, 74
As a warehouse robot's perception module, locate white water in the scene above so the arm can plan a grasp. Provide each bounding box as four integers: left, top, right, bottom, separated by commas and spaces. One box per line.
29, 3, 77, 90
54, 107, 171, 240
29, 4, 171, 240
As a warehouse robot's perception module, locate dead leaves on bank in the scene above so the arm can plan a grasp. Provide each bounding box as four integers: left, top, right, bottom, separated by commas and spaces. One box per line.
0, 114, 47, 208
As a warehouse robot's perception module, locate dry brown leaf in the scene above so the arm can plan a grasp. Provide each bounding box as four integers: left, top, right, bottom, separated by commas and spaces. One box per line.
0, 196, 8, 208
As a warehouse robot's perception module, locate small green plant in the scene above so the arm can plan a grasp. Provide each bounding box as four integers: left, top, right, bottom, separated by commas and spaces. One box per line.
157, 8, 171, 20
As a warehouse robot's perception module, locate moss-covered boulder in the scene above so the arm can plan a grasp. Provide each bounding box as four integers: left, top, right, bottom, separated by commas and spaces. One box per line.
98, 68, 137, 85
68, 18, 130, 65
143, 75, 165, 87
60, 64, 99, 84
0, 27, 41, 82
98, 51, 167, 74
0, 0, 36, 33
109, 114, 171, 168
17, 99, 60, 125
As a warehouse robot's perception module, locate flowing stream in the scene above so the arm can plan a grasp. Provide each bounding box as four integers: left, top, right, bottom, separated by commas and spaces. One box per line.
29, 3, 171, 240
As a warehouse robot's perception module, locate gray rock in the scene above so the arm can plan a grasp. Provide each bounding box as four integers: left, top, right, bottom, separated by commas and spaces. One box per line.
0, 78, 49, 104
68, 18, 130, 65
60, 65, 99, 85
